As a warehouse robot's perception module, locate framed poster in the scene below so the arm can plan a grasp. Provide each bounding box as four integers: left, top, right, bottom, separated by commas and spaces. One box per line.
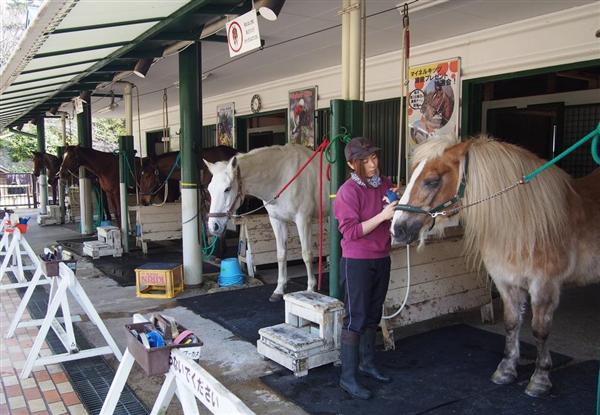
288, 86, 316, 148
407, 58, 461, 147
216, 102, 235, 147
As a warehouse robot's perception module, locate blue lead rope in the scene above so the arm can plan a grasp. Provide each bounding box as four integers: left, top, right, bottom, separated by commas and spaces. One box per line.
523, 122, 600, 183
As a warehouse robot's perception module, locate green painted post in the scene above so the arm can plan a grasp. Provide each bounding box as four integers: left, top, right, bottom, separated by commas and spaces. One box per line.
329, 99, 363, 300
57, 146, 65, 223
118, 135, 134, 252
77, 92, 93, 234
36, 116, 48, 214
179, 42, 203, 286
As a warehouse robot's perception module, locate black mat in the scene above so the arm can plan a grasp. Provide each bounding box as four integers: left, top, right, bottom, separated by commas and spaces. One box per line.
177, 275, 329, 344
260, 324, 588, 415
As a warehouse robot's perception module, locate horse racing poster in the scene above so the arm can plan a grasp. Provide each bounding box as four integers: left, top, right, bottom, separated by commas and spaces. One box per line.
216, 102, 235, 147
407, 58, 460, 147
288, 86, 316, 148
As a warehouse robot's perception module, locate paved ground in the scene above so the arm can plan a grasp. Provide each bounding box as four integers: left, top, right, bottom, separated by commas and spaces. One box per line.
1, 208, 598, 414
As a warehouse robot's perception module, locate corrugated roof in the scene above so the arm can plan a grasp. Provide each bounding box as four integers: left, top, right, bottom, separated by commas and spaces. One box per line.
0, 0, 244, 129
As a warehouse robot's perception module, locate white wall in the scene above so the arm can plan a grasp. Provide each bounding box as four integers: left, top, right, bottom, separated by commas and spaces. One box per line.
133, 3, 600, 155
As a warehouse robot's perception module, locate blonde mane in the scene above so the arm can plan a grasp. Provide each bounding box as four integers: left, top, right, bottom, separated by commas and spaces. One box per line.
461, 136, 573, 268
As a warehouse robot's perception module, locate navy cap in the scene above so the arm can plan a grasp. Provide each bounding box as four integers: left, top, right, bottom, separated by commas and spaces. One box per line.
344, 137, 380, 161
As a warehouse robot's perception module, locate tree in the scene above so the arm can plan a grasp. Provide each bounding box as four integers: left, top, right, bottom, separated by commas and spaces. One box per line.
0, 0, 42, 69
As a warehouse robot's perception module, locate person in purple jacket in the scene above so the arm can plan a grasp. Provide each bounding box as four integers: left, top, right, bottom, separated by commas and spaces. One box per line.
334, 137, 398, 400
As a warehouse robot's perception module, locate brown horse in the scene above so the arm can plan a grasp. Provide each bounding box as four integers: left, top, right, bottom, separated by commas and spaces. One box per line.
32, 151, 61, 204
391, 135, 600, 397
57, 146, 125, 225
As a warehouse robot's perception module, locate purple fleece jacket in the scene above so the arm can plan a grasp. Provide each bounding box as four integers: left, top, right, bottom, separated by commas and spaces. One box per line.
333, 176, 393, 259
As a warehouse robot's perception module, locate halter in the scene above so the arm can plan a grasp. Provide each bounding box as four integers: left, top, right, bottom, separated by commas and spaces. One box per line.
395, 152, 469, 218
206, 164, 245, 219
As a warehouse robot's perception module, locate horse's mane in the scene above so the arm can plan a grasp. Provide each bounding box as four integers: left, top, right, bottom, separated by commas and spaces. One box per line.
417, 135, 574, 269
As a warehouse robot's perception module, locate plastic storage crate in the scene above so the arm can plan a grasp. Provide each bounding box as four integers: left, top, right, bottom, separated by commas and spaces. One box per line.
135, 262, 184, 299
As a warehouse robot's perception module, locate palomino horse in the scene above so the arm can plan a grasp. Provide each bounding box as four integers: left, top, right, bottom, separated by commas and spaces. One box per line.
58, 146, 125, 225
204, 144, 328, 301
391, 135, 600, 397
32, 151, 61, 204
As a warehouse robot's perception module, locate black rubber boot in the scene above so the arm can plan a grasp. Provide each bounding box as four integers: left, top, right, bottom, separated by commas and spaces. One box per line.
359, 328, 391, 383
340, 330, 372, 399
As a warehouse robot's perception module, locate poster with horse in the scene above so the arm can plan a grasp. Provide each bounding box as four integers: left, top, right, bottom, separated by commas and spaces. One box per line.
216, 102, 235, 147
288, 86, 316, 148
407, 58, 460, 147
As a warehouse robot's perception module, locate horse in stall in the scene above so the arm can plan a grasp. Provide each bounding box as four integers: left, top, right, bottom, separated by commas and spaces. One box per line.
57, 146, 126, 226
139, 145, 239, 257
391, 135, 600, 397
32, 151, 61, 204
204, 144, 328, 301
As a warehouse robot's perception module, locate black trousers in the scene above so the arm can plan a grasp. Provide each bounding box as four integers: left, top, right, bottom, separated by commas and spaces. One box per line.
340, 256, 391, 333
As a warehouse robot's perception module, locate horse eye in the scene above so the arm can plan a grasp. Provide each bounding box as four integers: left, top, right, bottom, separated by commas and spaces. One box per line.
423, 178, 440, 188
224, 187, 231, 193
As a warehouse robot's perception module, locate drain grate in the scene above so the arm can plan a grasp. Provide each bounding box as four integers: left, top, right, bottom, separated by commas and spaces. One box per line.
14, 274, 149, 415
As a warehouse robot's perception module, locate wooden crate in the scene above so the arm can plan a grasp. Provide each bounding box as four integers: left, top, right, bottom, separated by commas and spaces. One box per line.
385, 229, 492, 328
132, 203, 182, 254
135, 263, 184, 299
234, 214, 329, 277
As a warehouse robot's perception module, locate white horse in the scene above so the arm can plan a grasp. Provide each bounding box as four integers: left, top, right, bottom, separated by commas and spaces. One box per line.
203, 144, 329, 302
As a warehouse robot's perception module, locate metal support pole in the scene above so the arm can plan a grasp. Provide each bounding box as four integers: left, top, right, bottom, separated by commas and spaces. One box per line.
119, 83, 134, 252
57, 146, 65, 224
118, 136, 134, 252
329, 100, 363, 300
36, 116, 48, 215
77, 91, 93, 234
179, 42, 203, 286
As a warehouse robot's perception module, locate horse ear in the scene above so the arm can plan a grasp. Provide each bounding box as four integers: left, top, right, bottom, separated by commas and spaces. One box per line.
228, 156, 238, 170
203, 159, 216, 174
446, 141, 471, 162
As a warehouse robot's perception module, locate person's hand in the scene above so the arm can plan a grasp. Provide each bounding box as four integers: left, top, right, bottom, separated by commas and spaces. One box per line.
379, 200, 398, 221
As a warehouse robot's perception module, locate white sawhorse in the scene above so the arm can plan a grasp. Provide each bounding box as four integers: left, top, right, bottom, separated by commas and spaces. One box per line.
100, 314, 254, 415
0, 227, 43, 290
20, 262, 123, 379
0, 212, 11, 255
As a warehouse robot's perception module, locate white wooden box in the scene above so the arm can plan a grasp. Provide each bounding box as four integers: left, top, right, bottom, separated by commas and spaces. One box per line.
132, 203, 182, 254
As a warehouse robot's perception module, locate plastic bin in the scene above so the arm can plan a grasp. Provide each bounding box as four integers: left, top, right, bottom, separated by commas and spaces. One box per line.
40, 257, 77, 277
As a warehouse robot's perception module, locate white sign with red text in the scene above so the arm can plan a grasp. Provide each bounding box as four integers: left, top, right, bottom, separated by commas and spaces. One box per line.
226, 9, 261, 58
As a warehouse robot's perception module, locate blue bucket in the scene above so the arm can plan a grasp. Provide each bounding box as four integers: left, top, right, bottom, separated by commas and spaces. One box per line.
218, 258, 244, 287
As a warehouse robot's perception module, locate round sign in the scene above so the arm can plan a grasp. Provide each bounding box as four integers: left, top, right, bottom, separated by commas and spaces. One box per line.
228, 21, 243, 53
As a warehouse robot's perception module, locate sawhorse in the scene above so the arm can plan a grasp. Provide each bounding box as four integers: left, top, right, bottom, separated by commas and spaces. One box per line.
101, 314, 255, 415
20, 262, 122, 379
0, 227, 43, 290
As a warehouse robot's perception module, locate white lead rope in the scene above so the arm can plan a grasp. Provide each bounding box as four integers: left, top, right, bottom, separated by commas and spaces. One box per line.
381, 243, 411, 320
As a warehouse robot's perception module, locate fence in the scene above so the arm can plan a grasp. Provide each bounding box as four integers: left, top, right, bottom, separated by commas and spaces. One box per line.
0, 173, 37, 209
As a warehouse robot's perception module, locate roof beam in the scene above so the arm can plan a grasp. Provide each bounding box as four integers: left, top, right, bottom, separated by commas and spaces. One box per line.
20, 59, 99, 74
11, 70, 84, 86
202, 35, 228, 43
120, 47, 166, 59
152, 30, 203, 41
51, 18, 163, 34
33, 42, 129, 59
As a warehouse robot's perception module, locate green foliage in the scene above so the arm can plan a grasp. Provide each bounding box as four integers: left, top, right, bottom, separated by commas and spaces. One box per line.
0, 117, 126, 172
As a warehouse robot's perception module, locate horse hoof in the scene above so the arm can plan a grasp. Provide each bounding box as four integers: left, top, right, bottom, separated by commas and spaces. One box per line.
269, 293, 283, 302
491, 369, 517, 385
525, 380, 551, 397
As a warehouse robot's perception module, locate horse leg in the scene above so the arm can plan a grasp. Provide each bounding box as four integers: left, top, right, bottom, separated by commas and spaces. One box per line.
491, 279, 528, 385
295, 216, 315, 292
525, 281, 560, 397
268, 216, 288, 302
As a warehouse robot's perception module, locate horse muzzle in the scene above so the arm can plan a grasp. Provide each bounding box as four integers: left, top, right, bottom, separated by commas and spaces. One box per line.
392, 218, 423, 245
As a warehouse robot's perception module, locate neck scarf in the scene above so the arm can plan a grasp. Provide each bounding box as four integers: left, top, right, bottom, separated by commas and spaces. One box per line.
351, 171, 382, 188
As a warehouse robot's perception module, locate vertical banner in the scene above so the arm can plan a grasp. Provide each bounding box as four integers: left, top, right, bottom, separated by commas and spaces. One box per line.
407, 58, 460, 148
288, 86, 317, 148
216, 102, 235, 147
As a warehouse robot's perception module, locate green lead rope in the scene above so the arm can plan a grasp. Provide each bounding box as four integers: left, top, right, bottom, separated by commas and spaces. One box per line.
524, 122, 600, 183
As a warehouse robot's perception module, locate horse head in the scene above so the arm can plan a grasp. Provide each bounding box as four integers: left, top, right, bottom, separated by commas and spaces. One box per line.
139, 157, 161, 206
57, 145, 80, 180
391, 137, 469, 245
32, 151, 43, 176
204, 156, 243, 236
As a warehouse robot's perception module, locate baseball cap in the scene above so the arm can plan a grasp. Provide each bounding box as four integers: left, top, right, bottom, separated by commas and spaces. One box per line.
344, 137, 380, 161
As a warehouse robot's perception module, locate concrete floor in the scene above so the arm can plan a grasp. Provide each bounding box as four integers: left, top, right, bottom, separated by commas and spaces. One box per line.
9, 209, 600, 413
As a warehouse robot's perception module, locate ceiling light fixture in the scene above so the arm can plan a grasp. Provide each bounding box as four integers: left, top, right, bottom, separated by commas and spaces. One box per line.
257, 0, 286, 21
133, 58, 154, 78
96, 91, 119, 114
